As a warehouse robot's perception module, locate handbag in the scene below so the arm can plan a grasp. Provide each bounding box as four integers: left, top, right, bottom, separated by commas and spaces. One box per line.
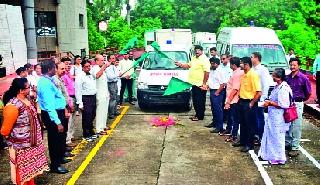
283, 93, 298, 123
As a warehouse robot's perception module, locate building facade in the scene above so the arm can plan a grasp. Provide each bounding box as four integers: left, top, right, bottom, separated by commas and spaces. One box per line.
35, 0, 89, 59
0, 0, 89, 75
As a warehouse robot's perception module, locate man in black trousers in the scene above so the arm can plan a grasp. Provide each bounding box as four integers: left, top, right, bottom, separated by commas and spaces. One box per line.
37, 59, 69, 174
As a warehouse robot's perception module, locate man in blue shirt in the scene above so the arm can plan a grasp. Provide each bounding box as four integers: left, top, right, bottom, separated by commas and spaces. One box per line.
37, 59, 69, 174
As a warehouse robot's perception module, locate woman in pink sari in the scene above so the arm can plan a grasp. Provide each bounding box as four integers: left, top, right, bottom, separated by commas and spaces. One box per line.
1, 78, 48, 185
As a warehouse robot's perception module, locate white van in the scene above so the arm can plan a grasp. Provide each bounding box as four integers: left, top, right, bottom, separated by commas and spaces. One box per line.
137, 44, 192, 110
192, 32, 216, 56
217, 27, 289, 71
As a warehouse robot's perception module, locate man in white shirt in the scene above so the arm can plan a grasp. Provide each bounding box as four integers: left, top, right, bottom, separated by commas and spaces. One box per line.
106, 55, 120, 119
210, 47, 219, 59
220, 54, 233, 79
119, 52, 135, 105
251, 52, 271, 142
75, 60, 97, 142
208, 57, 228, 134
286, 48, 296, 62
91, 54, 110, 135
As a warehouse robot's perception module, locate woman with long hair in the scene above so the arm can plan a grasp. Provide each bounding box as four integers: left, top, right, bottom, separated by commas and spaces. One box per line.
258, 68, 292, 165
1, 78, 48, 185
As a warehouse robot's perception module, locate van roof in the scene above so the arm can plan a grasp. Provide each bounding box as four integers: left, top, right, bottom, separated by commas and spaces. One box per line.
217, 27, 282, 45
146, 44, 191, 52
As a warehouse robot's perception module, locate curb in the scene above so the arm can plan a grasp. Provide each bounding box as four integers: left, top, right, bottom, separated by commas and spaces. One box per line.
304, 103, 320, 118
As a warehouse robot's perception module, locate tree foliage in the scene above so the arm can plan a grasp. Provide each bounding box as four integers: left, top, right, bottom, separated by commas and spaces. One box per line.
104, 17, 162, 49
87, 0, 319, 60
87, 5, 105, 51
132, 0, 319, 59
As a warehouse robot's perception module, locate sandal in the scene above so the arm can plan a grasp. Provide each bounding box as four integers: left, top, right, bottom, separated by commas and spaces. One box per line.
189, 115, 197, 120
191, 117, 199, 121
104, 127, 111, 131
226, 136, 237, 142
98, 131, 108, 135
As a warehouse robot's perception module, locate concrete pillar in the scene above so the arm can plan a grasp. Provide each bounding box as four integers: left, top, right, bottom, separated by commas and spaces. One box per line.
22, 0, 37, 65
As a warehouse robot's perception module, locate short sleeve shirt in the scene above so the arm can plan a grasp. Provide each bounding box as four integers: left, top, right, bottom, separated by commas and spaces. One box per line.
240, 69, 262, 99
226, 68, 244, 104
188, 54, 211, 86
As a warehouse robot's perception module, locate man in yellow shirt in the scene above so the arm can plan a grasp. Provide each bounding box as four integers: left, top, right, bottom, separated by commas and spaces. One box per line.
175, 45, 210, 121
233, 57, 261, 152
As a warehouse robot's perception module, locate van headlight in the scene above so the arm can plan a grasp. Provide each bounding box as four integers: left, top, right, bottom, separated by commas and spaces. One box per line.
138, 82, 148, 89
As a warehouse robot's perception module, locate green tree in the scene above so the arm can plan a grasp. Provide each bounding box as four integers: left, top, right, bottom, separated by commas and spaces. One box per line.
104, 17, 162, 49
131, 17, 162, 47
87, 5, 105, 51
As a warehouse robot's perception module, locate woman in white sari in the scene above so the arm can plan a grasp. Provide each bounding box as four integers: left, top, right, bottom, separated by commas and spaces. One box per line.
258, 68, 292, 165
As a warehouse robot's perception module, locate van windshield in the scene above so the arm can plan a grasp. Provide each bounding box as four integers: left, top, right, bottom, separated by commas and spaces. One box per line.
232, 44, 287, 67
143, 51, 189, 70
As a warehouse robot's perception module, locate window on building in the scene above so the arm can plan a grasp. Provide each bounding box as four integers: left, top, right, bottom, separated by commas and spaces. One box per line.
34, 12, 56, 28
34, 12, 57, 37
79, 14, 84, 28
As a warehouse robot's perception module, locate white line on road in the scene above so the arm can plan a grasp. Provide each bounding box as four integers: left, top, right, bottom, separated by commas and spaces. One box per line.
300, 139, 311, 142
299, 146, 320, 169
248, 150, 274, 185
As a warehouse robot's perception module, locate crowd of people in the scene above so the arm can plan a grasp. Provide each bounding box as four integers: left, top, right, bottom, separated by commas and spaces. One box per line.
176, 45, 311, 165
0, 45, 315, 184
0, 51, 137, 184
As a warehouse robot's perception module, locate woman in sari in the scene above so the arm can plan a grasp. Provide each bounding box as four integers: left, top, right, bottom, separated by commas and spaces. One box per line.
1, 78, 48, 185
258, 68, 292, 165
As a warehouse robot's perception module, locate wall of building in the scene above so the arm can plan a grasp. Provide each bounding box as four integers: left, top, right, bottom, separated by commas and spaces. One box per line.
0, 4, 27, 74
34, 0, 56, 11
34, 0, 57, 55
57, 0, 89, 56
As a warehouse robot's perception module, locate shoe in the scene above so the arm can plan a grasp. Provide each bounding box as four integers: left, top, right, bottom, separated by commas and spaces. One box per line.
61, 158, 72, 164
90, 134, 98, 139
64, 152, 75, 158
129, 101, 135, 105
76, 111, 80, 116
210, 128, 222, 133
84, 137, 94, 142
219, 130, 231, 136
232, 141, 243, 147
205, 123, 215, 128
50, 166, 69, 174
132, 97, 137, 101
226, 136, 237, 142
268, 160, 285, 165
254, 135, 261, 146
98, 131, 108, 135
108, 115, 115, 119
191, 117, 199, 121
240, 146, 253, 152
66, 146, 74, 152
285, 145, 292, 151
66, 142, 77, 147
115, 112, 120, 116
104, 127, 111, 131
288, 150, 299, 157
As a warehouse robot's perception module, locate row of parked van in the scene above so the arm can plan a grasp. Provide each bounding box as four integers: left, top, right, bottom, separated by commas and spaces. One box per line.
137, 27, 289, 110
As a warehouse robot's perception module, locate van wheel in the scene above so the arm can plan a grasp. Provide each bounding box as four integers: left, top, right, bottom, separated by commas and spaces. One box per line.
138, 101, 148, 110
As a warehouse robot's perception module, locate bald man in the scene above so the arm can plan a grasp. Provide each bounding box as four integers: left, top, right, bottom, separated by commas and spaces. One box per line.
91, 54, 110, 135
